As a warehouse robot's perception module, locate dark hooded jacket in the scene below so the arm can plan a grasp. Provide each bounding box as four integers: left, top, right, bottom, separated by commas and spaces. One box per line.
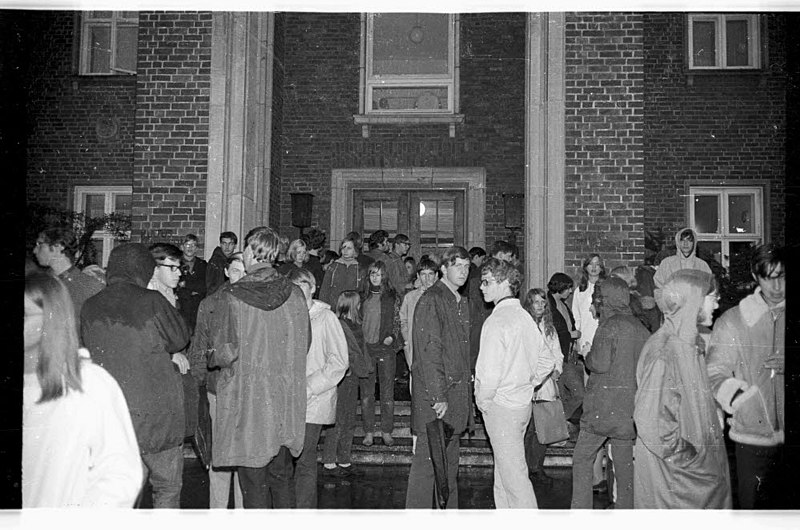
81, 243, 190, 455
205, 246, 229, 295
582, 277, 651, 440
208, 262, 310, 467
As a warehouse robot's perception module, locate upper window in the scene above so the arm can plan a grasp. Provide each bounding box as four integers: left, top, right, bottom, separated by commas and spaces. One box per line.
688, 14, 761, 70
74, 186, 132, 267
80, 11, 138, 75
365, 13, 456, 114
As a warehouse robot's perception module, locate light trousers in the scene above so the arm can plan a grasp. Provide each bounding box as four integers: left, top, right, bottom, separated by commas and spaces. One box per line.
482, 402, 537, 509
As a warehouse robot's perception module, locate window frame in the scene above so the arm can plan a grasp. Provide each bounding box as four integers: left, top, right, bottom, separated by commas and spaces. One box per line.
689, 186, 763, 269
364, 13, 457, 115
73, 185, 133, 266
687, 13, 761, 71
79, 11, 138, 76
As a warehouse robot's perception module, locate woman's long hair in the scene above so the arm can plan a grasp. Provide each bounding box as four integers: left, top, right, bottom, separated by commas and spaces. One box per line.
25, 271, 82, 403
577, 253, 607, 292
361, 260, 394, 299
336, 290, 362, 325
522, 287, 557, 340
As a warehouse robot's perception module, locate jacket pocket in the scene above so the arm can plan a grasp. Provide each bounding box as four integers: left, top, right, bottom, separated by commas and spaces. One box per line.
730, 386, 775, 441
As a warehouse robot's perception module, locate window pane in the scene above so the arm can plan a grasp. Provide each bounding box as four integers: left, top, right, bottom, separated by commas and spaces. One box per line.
372, 13, 449, 75
372, 87, 448, 111
90, 238, 105, 266
363, 200, 398, 236
114, 194, 132, 216
726, 20, 750, 67
87, 11, 112, 19
83, 194, 106, 218
88, 25, 111, 73
694, 195, 719, 233
116, 25, 138, 72
729, 241, 757, 286
420, 200, 454, 247
692, 20, 717, 67
728, 194, 754, 234
696, 241, 722, 266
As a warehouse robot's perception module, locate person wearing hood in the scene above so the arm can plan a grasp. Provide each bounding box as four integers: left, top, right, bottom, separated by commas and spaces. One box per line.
288, 268, 349, 508
206, 231, 238, 295
319, 235, 367, 306
633, 269, 731, 509
80, 243, 190, 508
570, 277, 650, 509
707, 243, 785, 509
653, 228, 712, 312
206, 226, 310, 509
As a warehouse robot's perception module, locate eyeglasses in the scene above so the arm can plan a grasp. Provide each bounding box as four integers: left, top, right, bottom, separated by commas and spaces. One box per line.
158, 264, 181, 272
480, 278, 498, 287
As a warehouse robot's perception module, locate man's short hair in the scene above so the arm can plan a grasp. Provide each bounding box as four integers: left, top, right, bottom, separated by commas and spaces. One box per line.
244, 226, 281, 264
469, 246, 487, 260
491, 240, 518, 259
548, 272, 574, 294
441, 245, 470, 267
38, 227, 79, 262
481, 257, 523, 295
226, 252, 244, 269
679, 229, 695, 242
751, 243, 785, 279
149, 243, 182, 263
304, 228, 326, 251
288, 267, 315, 287
346, 231, 363, 250
393, 233, 410, 246
220, 231, 238, 245
183, 233, 199, 244
417, 257, 439, 275
368, 230, 389, 249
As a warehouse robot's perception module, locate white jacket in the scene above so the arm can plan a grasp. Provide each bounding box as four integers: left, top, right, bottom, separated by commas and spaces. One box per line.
572, 281, 598, 356
532, 325, 564, 402
305, 300, 349, 424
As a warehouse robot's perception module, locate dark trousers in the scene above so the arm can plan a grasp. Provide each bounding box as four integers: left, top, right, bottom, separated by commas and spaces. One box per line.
524, 407, 548, 475
238, 446, 293, 509
139, 445, 184, 508
360, 344, 395, 434
323, 373, 359, 465
294, 423, 324, 509
571, 431, 633, 509
405, 429, 460, 508
735, 443, 785, 509
558, 358, 585, 422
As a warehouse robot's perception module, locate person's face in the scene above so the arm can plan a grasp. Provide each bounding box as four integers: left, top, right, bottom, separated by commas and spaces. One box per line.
24, 294, 43, 350
379, 238, 390, 252
442, 257, 470, 288
585, 256, 602, 278
480, 272, 508, 303
182, 240, 198, 260
220, 237, 236, 257
472, 255, 485, 268
33, 237, 59, 267
418, 269, 437, 290
530, 294, 548, 319
405, 260, 415, 277
369, 269, 383, 287
155, 257, 182, 289
699, 291, 720, 326
679, 236, 694, 258
555, 285, 573, 301
396, 241, 410, 257
225, 260, 246, 284
294, 245, 308, 264
755, 263, 785, 307
340, 241, 355, 260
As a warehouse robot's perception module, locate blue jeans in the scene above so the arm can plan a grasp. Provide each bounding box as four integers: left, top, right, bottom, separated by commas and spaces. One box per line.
360, 343, 395, 434
322, 373, 359, 465
140, 445, 184, 509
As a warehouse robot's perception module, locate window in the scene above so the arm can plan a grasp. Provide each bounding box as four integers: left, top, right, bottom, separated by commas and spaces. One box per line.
690, 187, 763, 272
365, 13, 457, 114
79, 11, 138, 75
74, 186, 132, 266
688, 14, 761, 70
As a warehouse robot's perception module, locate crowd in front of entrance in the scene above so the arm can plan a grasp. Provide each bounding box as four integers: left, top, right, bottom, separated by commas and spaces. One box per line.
23, 223, 786, 510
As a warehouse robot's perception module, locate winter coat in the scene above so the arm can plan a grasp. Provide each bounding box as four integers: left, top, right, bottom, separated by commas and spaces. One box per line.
188, 285, 228, 394
653, 227, 712, 311
707, 289, 785, 446
361, 288, 401, 353
81, 243, 190, 455
208, 263, 310, 467
319, 257, 365, 307
582, 278, 650, 440
384, 252, 410, 296
548, 292, 576, 363
177, 256, 207, 332
59, 265, 103, 324
340, 317, 373, 378
633, 269, 731, 509
305, 300, 349, 424
206, 246, 228, 295
410, 281, 471, 435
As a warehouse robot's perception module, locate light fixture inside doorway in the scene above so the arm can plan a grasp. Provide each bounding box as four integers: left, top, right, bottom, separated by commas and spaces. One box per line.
409, 14, 424, 44
419, 202, 427, 216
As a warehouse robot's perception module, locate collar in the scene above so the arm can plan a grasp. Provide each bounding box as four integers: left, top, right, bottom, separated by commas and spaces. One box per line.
495, 295, 518, 306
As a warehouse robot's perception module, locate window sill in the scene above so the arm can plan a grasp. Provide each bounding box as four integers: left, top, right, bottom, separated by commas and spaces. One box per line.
353, 113, 465, 138
686, 68, 768, 87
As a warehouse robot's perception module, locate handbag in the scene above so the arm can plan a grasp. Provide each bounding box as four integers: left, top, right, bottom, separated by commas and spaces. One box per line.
532, 380, 569, 445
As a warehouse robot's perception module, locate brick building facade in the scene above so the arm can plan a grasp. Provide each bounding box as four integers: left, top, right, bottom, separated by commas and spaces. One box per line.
20, 10, 786, 285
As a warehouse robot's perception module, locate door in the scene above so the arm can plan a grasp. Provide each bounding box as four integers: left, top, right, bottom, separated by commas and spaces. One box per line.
353, 189, 465, 260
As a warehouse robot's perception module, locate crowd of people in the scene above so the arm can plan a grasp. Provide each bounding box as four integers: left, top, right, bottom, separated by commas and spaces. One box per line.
23, 224, 785, 510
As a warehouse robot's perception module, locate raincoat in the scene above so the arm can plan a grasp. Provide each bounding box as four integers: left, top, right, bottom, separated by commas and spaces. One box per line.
653, 227, 712, 311
633, 269, 731, 508
306, 300, 349, 425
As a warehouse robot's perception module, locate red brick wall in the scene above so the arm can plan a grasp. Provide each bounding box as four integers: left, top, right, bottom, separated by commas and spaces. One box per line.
564, 13, 646, 276
132, 11, 212, 254
24, 11, 135, 209
642, 13, 786, 246
278, 13, 527, 256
